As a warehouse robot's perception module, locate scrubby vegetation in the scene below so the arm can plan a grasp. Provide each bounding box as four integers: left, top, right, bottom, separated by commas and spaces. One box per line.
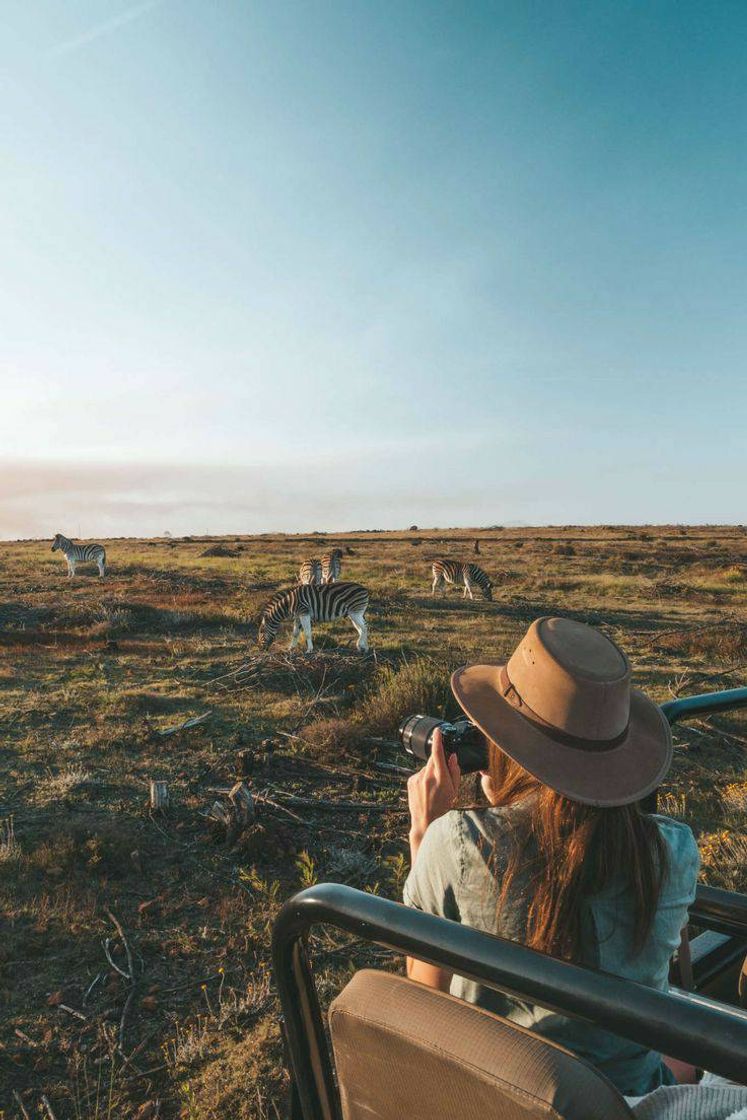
1, 525, 746, 1117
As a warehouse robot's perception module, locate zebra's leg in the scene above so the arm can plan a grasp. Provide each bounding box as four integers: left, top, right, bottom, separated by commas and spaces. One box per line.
464, 576, 474, 600
432, 574, 443, 596
68, 559, 76, 579
300, 614, 313, 652
289, 617, 301, 650
349, 611, 368, 652
98, 558, 106, 579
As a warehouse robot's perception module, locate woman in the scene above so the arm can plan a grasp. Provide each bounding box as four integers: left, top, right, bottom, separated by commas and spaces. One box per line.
404, 616, 700, 1097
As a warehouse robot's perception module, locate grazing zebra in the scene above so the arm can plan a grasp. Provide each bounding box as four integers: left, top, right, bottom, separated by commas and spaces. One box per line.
51, 533, 106, 579
321, 548, 343, 584
431, 559, 492, 601
258, 582, 369, 651
298, 558, 322, 585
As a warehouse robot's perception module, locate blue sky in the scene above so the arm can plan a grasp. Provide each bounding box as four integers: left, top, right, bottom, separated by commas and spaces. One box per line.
1, 1, 745, 537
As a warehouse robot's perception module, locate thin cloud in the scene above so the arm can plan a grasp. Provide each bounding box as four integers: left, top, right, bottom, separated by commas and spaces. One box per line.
47, 0, 163, 59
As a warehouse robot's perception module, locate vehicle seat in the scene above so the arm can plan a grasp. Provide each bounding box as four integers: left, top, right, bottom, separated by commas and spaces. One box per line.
328, 969, 633, 1120
740, 952, 746, 1007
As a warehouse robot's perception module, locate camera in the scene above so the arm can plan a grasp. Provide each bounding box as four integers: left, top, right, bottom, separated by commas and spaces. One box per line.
398, 714, 488, 774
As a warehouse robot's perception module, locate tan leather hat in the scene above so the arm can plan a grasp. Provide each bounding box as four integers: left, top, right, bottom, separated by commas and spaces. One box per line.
451, 617, 672, 807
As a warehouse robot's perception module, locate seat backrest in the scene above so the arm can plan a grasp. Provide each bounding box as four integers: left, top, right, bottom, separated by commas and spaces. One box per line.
328, 970, 633, 1120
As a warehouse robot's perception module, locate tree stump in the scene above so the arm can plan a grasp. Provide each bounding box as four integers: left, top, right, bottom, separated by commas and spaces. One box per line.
149, 781, 169, 811
206, 782, 255, 844
229, 782, 255, 828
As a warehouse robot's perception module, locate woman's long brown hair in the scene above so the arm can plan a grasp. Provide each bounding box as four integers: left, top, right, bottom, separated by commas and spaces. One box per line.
486, 746, 668, 962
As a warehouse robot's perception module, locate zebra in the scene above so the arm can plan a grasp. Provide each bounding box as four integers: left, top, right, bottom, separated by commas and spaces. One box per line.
298, 558, 323, 585
431, 559, 492, 601
51, 533, 106, 579
258, 582, 369, 652
321, 548, 343, 584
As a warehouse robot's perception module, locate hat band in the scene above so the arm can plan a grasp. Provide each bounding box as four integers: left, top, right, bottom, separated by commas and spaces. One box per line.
498, 666, 629, 752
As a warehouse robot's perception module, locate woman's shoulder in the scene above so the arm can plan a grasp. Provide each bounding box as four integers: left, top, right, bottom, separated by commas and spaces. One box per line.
452, 802, 532, 852
650, 814, 700, 882
419, 804, 523, 857
650, 814, 698, 856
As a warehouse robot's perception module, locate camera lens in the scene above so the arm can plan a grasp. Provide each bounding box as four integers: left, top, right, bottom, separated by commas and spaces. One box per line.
398, 715, 444, 762
399, 714, 489, 773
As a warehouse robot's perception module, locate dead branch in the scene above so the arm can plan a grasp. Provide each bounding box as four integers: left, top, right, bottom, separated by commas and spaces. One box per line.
155, 711, 212, 738
264, 788, 408, 813
103, 909, 140, 1052
254, 792, 309, 826
40, 1097, 58, 1120
105, 910, 135, 981
83, 971, 103, 1005
373, 761, 414, 777
103, 938, 132, 979
119, 986, 137, 1053
58, 1003, 87, 1021
13, 1090, 32, 1120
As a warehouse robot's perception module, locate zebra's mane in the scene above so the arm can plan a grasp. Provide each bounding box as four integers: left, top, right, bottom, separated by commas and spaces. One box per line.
261, 586, 297, 616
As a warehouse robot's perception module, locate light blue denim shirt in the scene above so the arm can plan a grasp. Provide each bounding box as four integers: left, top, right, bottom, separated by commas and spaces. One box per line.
403, 802, 700, 1097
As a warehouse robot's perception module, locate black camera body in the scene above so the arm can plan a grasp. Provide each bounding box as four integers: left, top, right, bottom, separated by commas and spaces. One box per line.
399, 714, 488, 774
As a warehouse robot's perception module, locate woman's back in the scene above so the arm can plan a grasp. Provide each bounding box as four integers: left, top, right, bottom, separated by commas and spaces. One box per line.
403, 802, 700, 1097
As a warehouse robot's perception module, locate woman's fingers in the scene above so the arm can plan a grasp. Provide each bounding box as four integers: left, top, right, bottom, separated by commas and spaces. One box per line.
430, 728, 448, 778
447, 749, 461, 792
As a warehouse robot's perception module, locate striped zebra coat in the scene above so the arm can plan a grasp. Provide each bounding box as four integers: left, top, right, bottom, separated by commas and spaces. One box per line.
258, 582, 369, 652
51, 533, 106, 578
298, 558, 323, 585
321, 548, 343, 583
431, 559, 492, 601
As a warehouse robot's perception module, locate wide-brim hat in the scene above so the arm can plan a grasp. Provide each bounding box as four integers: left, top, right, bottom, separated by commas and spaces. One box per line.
451, 617, 672, 807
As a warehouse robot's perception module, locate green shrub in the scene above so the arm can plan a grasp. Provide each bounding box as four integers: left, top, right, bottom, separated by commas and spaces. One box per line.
356, 656, 453, 738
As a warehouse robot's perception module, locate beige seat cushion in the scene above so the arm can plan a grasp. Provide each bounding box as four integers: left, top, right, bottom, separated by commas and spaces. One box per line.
329, 970, 632, 1120
740, 953, 747, 1007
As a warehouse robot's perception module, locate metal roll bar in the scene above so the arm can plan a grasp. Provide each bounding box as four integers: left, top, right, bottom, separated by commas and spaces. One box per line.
660, 686, 747, 724
273, 686, 747, 1119
273, 883, 747, 1120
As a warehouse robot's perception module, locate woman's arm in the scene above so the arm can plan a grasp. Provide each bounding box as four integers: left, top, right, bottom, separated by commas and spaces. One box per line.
406, 957, 453, 991
404, 731, 460, 990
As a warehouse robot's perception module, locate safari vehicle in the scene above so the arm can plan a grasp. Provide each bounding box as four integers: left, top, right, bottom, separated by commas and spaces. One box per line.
273, 687, 747, 1119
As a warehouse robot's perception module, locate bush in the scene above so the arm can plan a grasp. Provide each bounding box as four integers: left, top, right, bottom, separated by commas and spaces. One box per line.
356, 656, 453, 738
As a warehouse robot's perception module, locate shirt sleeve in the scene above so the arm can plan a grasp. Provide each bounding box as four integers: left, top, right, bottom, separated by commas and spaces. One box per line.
652, 817, 701, 958
402, 812, 462, 922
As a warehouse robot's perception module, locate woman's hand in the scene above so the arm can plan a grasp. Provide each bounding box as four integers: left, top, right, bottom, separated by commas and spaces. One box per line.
407, 728, 461, 861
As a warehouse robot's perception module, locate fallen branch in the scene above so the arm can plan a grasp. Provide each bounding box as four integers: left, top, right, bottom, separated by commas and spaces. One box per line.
266, 789, 408, 814
58, 1003, 87, 1021
40, 1097, 58, 1120
155, 711, 212, 738
83, 971, 103, 1006
13, 1091, 31, 1120
255, 792, 309, 826
103, 909, 139, 1052
373, 761, 414, 777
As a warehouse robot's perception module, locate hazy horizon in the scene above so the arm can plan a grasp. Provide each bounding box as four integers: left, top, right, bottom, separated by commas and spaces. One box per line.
2, 2, 746, 537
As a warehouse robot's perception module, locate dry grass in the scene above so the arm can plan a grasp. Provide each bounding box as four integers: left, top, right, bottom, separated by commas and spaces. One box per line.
1, 524, 746, 1117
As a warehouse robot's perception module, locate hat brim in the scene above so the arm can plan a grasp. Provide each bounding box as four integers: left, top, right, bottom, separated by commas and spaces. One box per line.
451, 661, 672, 807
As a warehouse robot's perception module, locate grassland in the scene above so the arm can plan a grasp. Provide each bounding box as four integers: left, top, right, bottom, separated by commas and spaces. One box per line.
1, 526, 746, 1118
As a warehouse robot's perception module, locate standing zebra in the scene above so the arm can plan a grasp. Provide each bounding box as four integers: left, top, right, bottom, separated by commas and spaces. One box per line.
321, 548, 343, 584
431, 559, 492, 601
298, 558, 323, 585
51, 533, 106, 579
258, 582, 369, 651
